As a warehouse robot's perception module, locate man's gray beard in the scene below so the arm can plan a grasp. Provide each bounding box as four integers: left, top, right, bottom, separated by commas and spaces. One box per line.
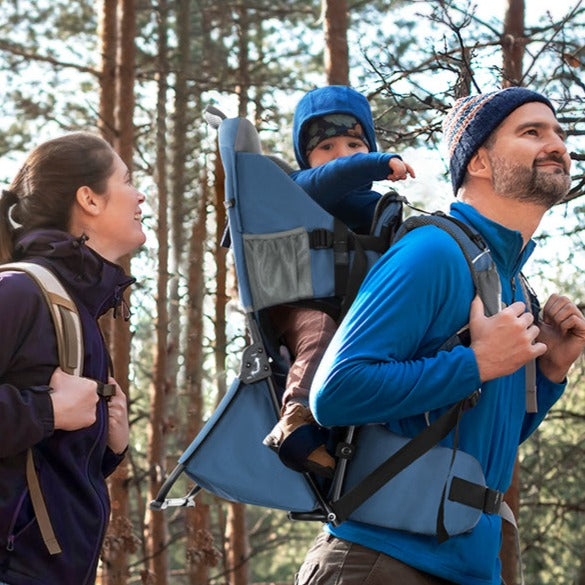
489, 155, 571, 208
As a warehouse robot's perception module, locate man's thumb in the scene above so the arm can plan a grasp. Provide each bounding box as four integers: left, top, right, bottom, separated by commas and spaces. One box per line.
469, 295, 485, 321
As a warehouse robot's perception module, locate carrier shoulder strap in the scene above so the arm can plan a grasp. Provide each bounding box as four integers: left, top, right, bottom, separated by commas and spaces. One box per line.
518, 273, 538, 413
395, 215, 537, 412
394, 212, 503, 318
0, 261, 84, 556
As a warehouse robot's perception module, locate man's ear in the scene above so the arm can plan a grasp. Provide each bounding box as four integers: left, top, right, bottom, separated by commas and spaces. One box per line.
75, 186, 103, 216
466, 146, 492, 181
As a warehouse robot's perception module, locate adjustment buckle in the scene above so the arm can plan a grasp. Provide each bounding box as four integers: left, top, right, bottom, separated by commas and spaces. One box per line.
309, 229, 334, 249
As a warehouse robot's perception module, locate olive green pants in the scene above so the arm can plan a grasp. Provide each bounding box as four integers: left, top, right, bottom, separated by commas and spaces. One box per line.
295, 532, 457, 585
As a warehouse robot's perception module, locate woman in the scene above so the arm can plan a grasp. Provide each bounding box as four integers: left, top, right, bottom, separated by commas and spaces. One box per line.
0, 132, 145, 585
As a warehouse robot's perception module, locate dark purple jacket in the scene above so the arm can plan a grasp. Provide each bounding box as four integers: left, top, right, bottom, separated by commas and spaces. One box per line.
0, 229, 134, 585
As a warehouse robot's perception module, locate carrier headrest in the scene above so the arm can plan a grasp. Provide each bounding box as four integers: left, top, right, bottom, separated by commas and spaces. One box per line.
234, 118, 262, 154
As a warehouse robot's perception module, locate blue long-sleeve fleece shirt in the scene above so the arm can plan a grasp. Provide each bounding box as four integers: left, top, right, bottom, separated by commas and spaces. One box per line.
310, 201, 565, 585
289, 152, 398, 233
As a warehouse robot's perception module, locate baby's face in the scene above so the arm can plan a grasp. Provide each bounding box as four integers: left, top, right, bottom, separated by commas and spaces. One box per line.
307, 135, 369, 168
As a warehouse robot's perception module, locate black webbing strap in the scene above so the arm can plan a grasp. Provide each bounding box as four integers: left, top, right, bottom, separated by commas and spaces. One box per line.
333, 219, 350, 298
448, 477, 504, 515
338, 235, 368, 319
329, 390, 480, 525
308, 228, 388, 254
438, 326, 471, 352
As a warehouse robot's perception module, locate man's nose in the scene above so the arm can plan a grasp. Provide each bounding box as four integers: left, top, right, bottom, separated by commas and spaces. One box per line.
544, 132, 568, 156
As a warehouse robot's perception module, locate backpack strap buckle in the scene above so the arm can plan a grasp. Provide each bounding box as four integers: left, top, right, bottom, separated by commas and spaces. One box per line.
483, 487, 504, 515
96, 380, 116, 401
448, 476, 504, 514
309, 229, 334, 249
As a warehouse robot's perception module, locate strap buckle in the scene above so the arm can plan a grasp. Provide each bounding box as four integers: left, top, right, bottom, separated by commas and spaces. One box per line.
309, 229, 334, 249
96, 380, 116, 400
463, 389, 481, 411
483, 488, 504, 514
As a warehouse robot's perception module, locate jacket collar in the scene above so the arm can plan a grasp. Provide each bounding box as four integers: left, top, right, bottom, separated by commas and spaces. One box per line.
450, 201, 536, 279
13, 229, 135, 318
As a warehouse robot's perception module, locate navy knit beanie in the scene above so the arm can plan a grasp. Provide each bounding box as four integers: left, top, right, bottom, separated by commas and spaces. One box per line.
443, 87, 555, 194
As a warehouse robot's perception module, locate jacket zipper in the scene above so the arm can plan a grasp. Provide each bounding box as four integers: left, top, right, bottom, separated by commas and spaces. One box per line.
6, 488, 31, 552
83, 398, 109, 585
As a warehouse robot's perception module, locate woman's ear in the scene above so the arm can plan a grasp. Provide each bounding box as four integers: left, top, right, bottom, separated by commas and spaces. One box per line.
75, 186, 103, 216
466, 146, 492, 181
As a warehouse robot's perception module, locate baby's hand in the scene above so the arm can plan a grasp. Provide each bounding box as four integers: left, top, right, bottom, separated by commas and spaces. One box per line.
387, 157, 416, 181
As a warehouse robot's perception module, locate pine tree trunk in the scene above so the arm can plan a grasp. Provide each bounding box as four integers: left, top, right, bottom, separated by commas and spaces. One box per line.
499, 3, 525, 581
235, 1, 250, 117
146, 1, 170, 583
502, 0, 525, 87
166, 0, 191, 440
98, 0, 117, 145
225, 503, 249, 585
214, 141, 228, 405
323, 0, 349, 86
100, 0, 135, 582
184, 181, 210, 584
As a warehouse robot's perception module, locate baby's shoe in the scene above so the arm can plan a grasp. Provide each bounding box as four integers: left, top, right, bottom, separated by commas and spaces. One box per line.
263, 401, 336, 478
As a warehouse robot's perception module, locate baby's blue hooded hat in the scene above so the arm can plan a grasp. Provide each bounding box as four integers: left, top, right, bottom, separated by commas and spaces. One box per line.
293, 85, 377, 169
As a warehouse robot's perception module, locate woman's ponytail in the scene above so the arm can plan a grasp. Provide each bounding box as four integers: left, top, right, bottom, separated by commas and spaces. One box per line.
0, 189, 19, 263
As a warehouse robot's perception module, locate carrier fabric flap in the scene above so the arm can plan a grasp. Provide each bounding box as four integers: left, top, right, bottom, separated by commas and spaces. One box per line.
342, 424, 486, 535
219, 117, 337, 311
179, 376, 319, 512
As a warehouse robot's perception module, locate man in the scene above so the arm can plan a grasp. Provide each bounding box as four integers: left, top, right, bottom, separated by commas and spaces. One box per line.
296, 87, 585, 585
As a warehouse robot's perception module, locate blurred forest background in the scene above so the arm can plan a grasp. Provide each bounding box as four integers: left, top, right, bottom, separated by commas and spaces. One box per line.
0, 0, 584, 584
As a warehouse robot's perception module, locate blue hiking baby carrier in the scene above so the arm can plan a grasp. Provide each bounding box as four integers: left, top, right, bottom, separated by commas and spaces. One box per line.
151, 106, 523, 541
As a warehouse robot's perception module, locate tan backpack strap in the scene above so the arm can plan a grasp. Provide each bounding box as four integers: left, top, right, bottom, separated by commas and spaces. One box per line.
0, 262, 84, 556
26, 450, 62, 555
1, 262, 83, 375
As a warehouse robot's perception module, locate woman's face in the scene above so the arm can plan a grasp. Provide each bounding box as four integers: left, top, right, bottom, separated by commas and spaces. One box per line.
91, 153, 146, 262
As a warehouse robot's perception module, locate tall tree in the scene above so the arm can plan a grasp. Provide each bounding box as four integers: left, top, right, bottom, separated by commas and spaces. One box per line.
145, 1, 171, 582
502, 0, 526, 87
97, 0, 138, 582
101, 0, 138, 583
225, 502, 250, 585
500, 2, 526, 582
323, 0, 349, 85
98, 0, 118, 144
184, 173, 214, 583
